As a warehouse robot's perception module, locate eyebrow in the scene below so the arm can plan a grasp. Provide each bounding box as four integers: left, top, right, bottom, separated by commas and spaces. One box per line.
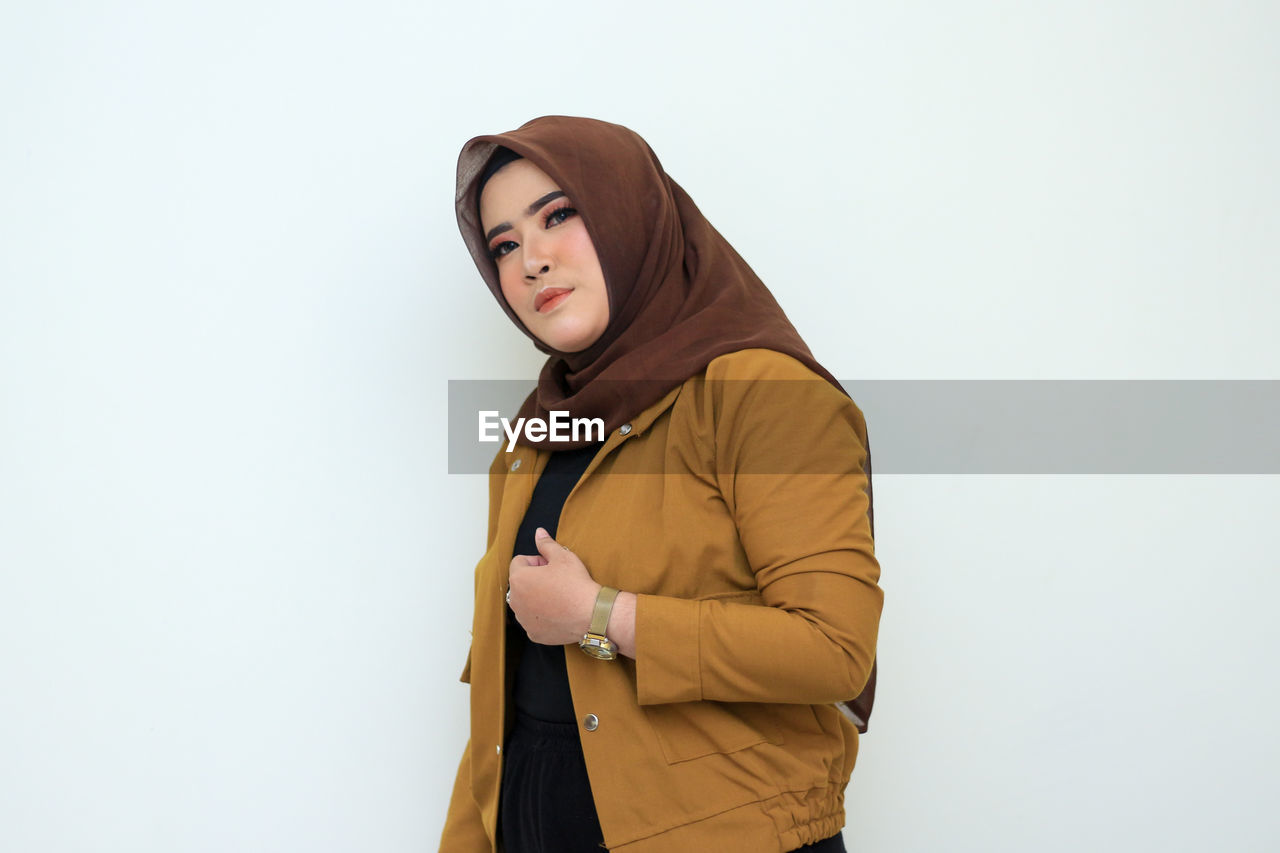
484, 191, 567, 244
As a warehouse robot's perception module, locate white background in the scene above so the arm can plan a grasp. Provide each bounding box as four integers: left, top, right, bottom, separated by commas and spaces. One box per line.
2, 1, 1277, 851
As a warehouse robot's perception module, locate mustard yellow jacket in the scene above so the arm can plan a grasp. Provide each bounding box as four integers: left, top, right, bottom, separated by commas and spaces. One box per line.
440, 349, 883, 853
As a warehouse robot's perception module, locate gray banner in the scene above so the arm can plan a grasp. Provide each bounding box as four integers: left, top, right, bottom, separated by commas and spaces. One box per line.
447, 380, 1280, 474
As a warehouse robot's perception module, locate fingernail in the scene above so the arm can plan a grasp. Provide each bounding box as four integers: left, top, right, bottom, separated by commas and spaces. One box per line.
535, 526, 548, 538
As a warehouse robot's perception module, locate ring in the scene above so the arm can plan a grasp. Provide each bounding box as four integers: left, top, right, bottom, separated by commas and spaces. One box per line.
505, 588, 511, 605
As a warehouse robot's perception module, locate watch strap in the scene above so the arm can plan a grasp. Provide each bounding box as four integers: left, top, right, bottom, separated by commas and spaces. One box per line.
588, 586, 620, 637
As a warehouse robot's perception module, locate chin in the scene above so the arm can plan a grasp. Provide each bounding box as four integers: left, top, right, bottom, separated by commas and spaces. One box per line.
537, 321, 604, 353
549, 336, 594, 353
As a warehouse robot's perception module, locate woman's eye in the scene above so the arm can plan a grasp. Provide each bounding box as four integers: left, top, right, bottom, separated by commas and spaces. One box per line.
488, 240, 517, 260
543, 205, 577, 228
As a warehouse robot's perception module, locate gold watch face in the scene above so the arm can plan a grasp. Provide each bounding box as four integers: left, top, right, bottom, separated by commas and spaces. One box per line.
580, 634, 616, 660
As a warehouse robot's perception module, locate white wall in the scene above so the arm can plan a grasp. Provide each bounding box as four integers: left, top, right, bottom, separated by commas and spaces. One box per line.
2, 1, 1276, 851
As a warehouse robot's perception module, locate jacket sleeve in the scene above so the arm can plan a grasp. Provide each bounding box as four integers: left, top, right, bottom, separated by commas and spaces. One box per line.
634, 351, 883, 706
438, 739, 490, 852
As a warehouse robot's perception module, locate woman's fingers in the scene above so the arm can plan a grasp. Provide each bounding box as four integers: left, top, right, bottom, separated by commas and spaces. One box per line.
510, 553, 550, 574
533, 526, 566, 560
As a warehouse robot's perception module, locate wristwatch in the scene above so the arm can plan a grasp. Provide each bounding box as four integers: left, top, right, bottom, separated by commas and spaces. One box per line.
579, 586, 620, 660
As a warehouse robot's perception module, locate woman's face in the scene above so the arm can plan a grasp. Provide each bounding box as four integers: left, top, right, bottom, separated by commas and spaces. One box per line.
478, 159, 610, 353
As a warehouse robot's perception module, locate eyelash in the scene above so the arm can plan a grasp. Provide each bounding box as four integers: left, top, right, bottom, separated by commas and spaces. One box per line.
542, 202, 577, 228
487, 202, 579, 260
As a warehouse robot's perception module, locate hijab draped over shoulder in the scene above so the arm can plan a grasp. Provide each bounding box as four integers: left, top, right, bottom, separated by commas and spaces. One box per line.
453, 115, 876, 733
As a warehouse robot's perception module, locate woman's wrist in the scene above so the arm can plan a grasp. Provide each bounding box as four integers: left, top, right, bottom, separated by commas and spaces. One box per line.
607, 591, 638, 659
581, 584, 637, 659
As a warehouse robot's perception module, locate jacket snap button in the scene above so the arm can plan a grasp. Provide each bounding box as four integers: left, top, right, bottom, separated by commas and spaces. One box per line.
583, 714, 599, 732
496, 744, 502, 755
619, 424, 632, 436
510, 459, 522, 471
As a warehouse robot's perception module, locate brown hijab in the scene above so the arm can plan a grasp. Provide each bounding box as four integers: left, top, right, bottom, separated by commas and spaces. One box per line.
454, 115, 876, 733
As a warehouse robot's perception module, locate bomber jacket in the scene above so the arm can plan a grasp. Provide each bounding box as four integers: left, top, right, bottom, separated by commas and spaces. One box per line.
440, 349, 883, 853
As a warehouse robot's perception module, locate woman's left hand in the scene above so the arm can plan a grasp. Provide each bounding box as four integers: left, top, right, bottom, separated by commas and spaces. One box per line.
507, 527, 601, 645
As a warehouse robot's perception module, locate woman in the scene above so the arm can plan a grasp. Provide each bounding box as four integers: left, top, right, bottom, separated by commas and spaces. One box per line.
441, 116, 882, 853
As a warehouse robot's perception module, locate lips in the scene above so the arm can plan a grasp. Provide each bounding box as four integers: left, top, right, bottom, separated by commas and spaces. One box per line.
534, 287, 571, 312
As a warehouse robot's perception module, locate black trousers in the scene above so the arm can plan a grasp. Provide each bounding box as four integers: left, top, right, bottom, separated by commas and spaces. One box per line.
499, 711, 847, 853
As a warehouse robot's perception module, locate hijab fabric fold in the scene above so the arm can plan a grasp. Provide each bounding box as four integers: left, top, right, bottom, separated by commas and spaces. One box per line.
454, 115, 876, 733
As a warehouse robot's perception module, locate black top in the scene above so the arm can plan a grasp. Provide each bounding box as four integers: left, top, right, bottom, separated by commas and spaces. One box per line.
506, 442, 603, 723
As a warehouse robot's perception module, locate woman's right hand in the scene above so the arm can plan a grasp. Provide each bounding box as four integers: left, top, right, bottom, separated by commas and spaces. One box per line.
507, 527, 601, 646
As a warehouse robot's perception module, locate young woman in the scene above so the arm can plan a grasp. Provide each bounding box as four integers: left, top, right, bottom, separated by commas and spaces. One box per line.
441, 116, 882, 853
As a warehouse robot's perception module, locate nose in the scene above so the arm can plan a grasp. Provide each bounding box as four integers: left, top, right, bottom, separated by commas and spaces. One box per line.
522, 232, 553, 281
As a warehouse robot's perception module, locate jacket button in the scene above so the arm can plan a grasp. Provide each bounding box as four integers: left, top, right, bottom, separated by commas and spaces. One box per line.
583, 714, 599, 732
619, 424, 632, 436
510, 458, 522, 471
496, 744, 502, 755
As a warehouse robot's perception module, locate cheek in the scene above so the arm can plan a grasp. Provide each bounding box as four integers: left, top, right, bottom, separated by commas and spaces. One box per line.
498, 268, 527, 314
581, 280, 611, 332
564, 225, 602, 269
564, 228, 609, 328
594, 291, 611, 326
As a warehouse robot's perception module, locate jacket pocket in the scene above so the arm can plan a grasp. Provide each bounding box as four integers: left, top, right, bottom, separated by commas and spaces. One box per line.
643, 700, 779, 765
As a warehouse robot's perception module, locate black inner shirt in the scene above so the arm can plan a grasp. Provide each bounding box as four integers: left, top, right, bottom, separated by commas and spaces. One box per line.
506, 442, 603, 724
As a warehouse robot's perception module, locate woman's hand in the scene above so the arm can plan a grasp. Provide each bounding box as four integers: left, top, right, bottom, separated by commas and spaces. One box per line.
507, 527, 601, 646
